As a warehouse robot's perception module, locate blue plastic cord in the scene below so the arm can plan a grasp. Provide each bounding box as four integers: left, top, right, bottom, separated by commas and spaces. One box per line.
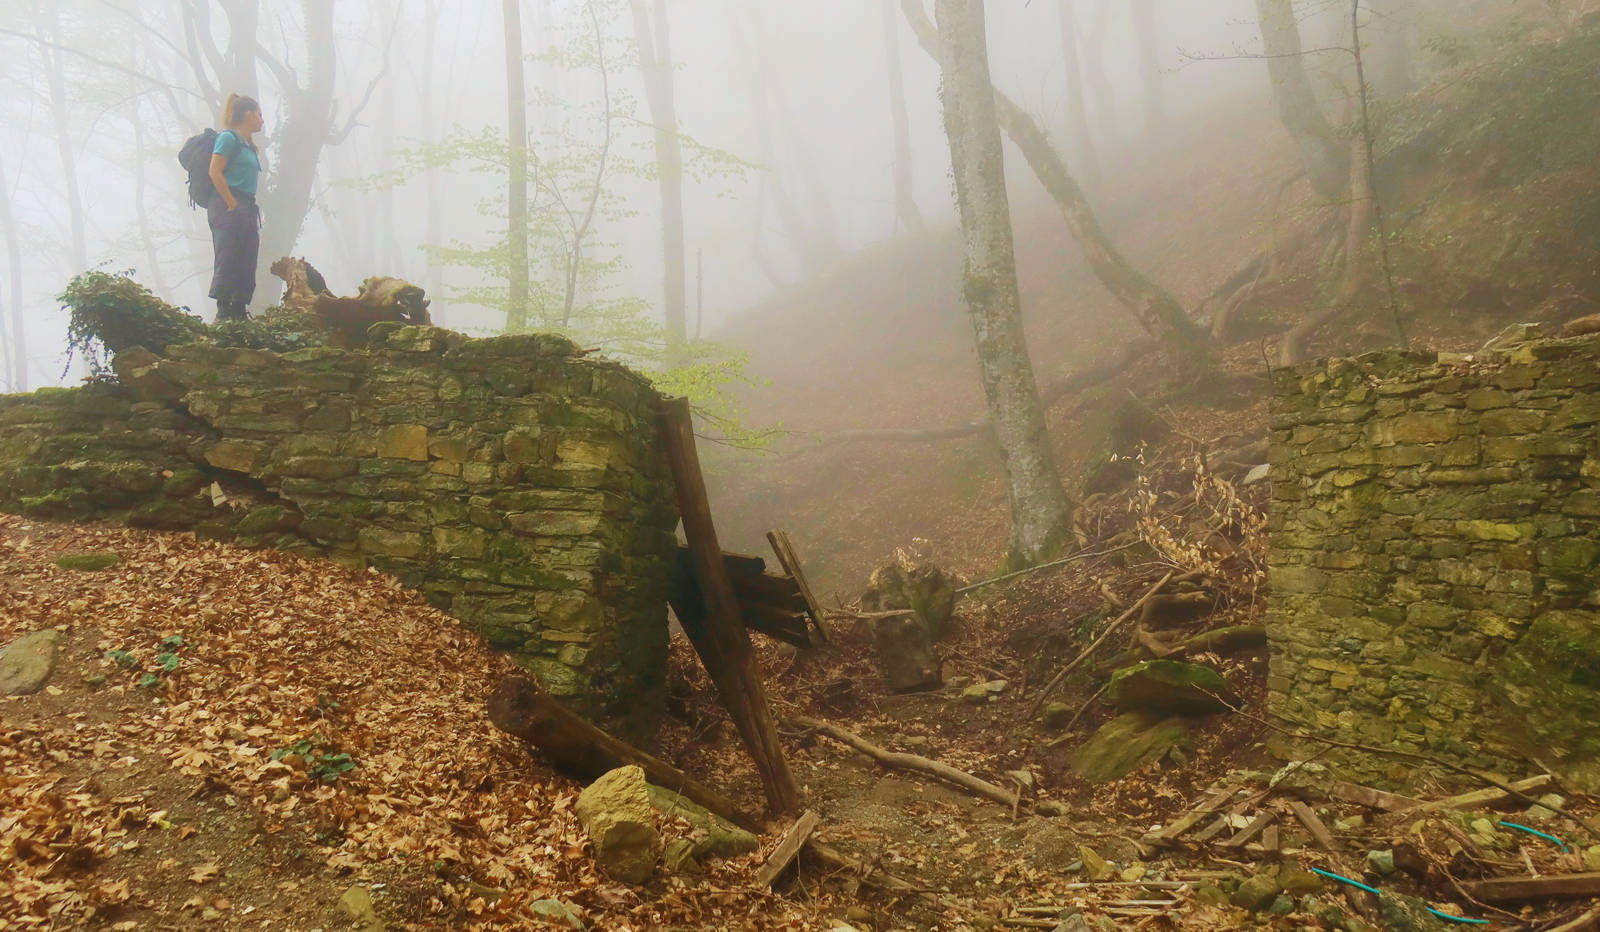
1497, 820, 1570, 852
1309, 867, 1489, 926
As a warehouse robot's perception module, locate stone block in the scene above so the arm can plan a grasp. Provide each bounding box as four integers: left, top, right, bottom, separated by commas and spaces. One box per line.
377, 424, 429, 461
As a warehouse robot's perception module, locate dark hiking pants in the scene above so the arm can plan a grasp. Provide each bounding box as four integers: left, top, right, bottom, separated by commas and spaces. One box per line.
208, 191, 259, 321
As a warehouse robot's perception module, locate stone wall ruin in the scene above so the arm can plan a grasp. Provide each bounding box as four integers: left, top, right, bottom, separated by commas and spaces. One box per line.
0, 325, 678, 735
1268, 330, 1600, 791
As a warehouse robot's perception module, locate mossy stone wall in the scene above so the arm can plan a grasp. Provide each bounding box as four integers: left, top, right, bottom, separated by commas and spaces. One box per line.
1268, 332, 1600, 791
0, 326, 678, 735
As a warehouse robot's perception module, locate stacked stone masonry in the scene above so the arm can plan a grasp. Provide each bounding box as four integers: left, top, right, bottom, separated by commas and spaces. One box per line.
1268, 330, 1600, 792
0, 325, 679, 736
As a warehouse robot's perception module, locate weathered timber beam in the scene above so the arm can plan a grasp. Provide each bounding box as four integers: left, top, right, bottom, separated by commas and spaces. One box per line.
657, 396, 801, 813
486, 675, 758, 832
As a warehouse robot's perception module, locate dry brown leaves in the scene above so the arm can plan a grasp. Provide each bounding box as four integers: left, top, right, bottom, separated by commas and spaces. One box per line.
0, 515, 827, 930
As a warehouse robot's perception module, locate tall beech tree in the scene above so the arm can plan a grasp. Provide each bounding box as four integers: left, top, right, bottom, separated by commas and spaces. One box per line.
1255, 0, 1349, 200
630, 0, 688, 345
902, 0, 1207, 353
931, 0, 1073, 567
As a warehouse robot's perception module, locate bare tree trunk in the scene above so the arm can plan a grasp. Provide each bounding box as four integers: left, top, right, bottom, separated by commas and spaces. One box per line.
40, 5, 87, 272
902, 0, 1207, 352
630, 0, 688, 345
1255, 0, 1350, 200
1056, 0, 1102, 193
0, 151, 26, 392
219, 0, 259, 97
881, 0, 925, 232
1130, 0, 1165, 135
1081, 0, 1116, 139
416, 0, 446, 306
932, 0, 1073, 567
503, 0, 530, 332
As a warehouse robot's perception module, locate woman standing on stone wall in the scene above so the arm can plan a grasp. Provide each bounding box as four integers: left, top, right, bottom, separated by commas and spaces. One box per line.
207, 93, 266, 322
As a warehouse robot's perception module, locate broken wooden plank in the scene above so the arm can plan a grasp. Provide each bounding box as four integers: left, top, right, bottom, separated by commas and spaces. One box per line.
742, 603, 812, 648
1287, 800, 1338, 852
657, 396, 801, 813
1147, 784, 1242, 845
755, 810, 821, 887
486, 676, 758, 831
1330, 780, 1423, 812
767, 529, 830, 644
1261, 823, 1280, 852
1461, 872, 1600, 903
1404, 774, 1555, 814
1221, 810, 1278, 849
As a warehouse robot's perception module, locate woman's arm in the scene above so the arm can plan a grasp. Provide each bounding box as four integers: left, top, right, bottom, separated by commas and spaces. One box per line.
208, 153, 238, 211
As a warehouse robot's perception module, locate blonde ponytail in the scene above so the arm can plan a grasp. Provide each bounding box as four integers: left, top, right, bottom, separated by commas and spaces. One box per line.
220, 92, 260, 130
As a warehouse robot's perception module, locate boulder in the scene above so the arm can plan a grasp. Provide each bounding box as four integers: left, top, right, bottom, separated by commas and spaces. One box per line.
1230, 871, 1283, 911
1108, 660, 1238, 716
337, 886, 385, 932
872, 611, 942, 693
1070, 712, 1192, 783
646, 784, 757, 861
861, 555, 958, 637
575, 766, 659, 884
0, 630, 62, 696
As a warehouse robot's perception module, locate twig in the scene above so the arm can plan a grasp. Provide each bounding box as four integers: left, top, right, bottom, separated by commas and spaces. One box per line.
955, 544, 1137, 596
1201, 690, 1600, 838
1025, 573, 1174, 719
1061, 682, 1110, 734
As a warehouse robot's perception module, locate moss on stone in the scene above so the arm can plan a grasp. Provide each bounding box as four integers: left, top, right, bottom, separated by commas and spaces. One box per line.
54, 551, 121, 572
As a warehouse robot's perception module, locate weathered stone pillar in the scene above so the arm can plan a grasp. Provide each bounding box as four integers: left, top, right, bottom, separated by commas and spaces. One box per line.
1267, 332, 1600, 791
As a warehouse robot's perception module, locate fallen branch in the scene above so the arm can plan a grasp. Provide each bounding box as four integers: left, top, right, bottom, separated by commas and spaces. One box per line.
803, 839, 918, 893
785, 714, 1018, 809
1025, 572, 1174, 719
1060, 682, 1110, 735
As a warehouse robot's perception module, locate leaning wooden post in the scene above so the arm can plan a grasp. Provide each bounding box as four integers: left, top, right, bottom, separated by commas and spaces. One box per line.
656, 396, 801, 814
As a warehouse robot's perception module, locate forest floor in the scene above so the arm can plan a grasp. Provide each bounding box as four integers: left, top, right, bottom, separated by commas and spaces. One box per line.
5, 505, 1598, 931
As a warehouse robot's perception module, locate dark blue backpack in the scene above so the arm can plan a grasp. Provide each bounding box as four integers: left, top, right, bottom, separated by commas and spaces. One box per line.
178, 129, 218, 208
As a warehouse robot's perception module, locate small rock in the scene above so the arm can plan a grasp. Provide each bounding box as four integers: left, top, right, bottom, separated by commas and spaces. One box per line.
961, 683, 992, 704
903, 735, 929, 748
1278, 867, 1324, 897
983, 679, 1009, 695
1119, 864, 1146, 882
1078, 845, 1115, 882
1040, 702, 1075, 730
1035, 800, 1068, 817
845, 906, 874, 925
1366, 849, 1397, 876
0, 630, 63, 696
1193, 883, 1230, 907
1526, 793, 1566, 821
337, 886, 384, 932
530, 899, 585, 930
1006, 769, 1035, 792
1470, 818, 1498, 839
1334, 814, 1366, 832
1242, 463, 1271, 486
1585, 845, 1600, 872
1051, 910, 1091, 932
54, 552, 120, 572
1266, 894, 1296, 916
1268, 760, 1333, 799
1231, 872, 1283, 911
575, 766, 659, 884
1378, 892, 1453, 932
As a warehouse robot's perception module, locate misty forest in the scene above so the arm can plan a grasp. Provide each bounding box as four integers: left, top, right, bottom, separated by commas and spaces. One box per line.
5, 0, 1600, 929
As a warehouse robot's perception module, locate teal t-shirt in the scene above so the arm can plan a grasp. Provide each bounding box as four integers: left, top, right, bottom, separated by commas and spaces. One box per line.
213, 130, 261, 196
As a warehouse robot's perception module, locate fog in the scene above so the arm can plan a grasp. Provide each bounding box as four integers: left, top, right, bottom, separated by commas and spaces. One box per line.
0, 0, 1350, 390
